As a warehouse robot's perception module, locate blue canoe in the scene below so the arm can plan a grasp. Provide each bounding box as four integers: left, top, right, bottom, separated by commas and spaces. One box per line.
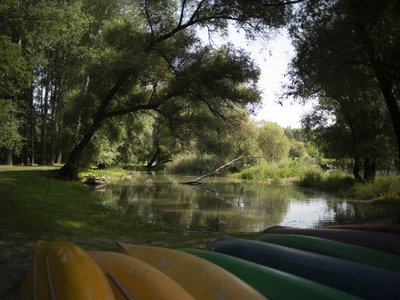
210, 236, 400, 299
263, 225, 400, 255
256, 233, 400, 273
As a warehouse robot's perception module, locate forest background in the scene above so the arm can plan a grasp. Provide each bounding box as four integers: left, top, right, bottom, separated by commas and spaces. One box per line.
1, 0, 400, 185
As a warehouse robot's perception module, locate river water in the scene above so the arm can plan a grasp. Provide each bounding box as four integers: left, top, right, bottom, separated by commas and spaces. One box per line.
95, 172, 397, 233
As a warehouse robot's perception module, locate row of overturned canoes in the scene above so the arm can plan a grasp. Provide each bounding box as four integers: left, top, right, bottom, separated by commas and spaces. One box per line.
19, 224, 400, 300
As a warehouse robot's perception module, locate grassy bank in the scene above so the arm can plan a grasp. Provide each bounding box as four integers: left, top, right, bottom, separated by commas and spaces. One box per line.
168, 155, 400, 202
0, 166, 231, 299
299, 169, 400, 202
230, 159, 321, 183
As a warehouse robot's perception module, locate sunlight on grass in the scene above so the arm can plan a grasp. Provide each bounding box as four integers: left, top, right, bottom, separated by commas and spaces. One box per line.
55, 220, 87, 229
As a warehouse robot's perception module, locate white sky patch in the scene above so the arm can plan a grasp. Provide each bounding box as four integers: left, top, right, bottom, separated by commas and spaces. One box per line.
197, 27, 315, 128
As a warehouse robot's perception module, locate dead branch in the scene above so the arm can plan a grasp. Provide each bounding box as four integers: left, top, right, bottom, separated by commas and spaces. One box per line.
181, 155, 246, 185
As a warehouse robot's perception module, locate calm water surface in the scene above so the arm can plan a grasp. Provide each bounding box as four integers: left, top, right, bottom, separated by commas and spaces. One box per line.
95, 173, 393, 232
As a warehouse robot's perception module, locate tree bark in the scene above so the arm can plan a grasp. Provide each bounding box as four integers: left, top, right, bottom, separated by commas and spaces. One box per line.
353, 155, 363, 182
59, 119, 102, 180
363, 158, 376, 182
5, 149, 13, 165
146, 147, 160, 168
374, 72, 400, 170
56, 150, 62, 164
40, 81, 50, 165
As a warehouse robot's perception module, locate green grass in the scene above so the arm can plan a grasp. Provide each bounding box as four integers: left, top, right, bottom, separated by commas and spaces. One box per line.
231, 159, 320, 182
299, 170, 355, 192
0, 166, 222, 244
344, 175, 400, 202
299, 170, 400, 202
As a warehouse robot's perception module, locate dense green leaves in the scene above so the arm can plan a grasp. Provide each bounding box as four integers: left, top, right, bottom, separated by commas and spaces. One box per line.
0, 35, 29, 98
258, 122, 290, 162
286, 0, 400, 179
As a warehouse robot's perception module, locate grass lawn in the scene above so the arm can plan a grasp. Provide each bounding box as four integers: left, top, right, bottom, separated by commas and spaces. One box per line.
0, 166, 234, 299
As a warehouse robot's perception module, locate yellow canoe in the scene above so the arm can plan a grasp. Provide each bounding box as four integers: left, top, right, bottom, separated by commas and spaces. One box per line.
19, 241, 115, 300
88, 251, 195, 300
116, 241, 267, 300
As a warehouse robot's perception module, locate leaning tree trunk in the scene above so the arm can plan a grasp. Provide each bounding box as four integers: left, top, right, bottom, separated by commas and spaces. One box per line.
146, 147, 160, 169
375, 73, 400, 171
59, 120, 102, 180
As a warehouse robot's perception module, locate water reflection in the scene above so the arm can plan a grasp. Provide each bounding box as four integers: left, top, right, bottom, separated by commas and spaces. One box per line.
95, 173, 379, 232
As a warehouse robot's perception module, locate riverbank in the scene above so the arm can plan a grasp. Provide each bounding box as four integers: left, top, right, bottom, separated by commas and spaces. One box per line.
1, 165, 399, 299
0, 166, 249, 299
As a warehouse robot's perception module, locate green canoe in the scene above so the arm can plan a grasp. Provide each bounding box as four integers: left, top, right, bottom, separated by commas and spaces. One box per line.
257, 234, 400, 273
179, 248, 360, 300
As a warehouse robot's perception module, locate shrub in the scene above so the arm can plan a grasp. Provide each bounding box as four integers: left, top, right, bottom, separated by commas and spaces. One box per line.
345, 175, 400, 201
300, 170, 323, 187
167, 153, 221, 175
232, 159, 321, 181
299, 170, 355, 191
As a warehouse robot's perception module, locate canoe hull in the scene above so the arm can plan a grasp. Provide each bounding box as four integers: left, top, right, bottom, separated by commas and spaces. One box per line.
88, 251, 194, 300
263, 225, 400, 255
210, 237, 400, 299
116, 242, 267, 300
257, 233, 400, 273
180, 247, 358, 300
19, 241, 115, 300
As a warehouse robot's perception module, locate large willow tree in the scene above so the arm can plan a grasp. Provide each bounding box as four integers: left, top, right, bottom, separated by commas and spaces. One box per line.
58, 0, 295, 179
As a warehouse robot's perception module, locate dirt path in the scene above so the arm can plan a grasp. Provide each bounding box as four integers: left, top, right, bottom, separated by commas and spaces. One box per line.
0, 236, 34, 300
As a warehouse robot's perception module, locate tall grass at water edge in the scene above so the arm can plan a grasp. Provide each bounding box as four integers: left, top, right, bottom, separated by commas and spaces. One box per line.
166, 154, 223, 175
299, 170, 355, 191
300, 169, 400, 202
344, 175, 400, 201
231, 160, 320, 182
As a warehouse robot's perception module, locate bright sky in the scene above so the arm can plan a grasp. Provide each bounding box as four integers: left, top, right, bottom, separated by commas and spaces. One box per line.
199, 27, 314, 128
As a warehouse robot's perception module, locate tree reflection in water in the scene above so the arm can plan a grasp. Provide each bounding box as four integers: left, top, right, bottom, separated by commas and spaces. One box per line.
95, 173, 381, 232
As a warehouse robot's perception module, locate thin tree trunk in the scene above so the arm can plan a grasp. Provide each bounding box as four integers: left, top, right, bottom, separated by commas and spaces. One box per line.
40, 81, 49, 165
5, 149, 13, 165
363, 158, 376, 182
353, 155, 363, 182
49, 83, 59, 166
30, 87, 35, 165
56, 150, 62, 164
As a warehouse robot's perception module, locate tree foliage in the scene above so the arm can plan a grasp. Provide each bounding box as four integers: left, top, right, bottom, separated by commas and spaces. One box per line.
258, 122, 290, 162
285, 0, 400, 180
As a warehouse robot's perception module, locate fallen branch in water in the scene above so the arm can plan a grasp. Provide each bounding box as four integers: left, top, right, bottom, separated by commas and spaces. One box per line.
181, 155, 246, 185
